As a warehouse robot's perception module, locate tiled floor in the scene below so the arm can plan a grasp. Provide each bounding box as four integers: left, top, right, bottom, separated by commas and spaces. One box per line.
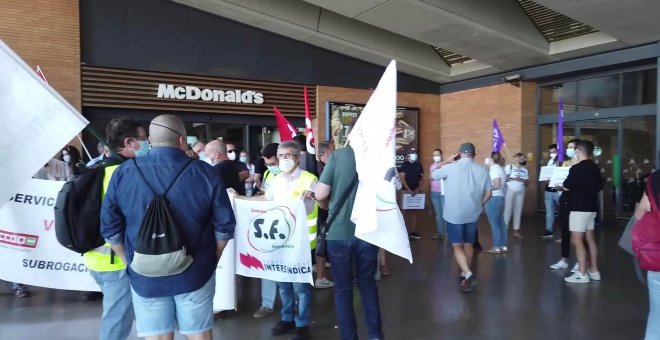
0, 216, 648, 339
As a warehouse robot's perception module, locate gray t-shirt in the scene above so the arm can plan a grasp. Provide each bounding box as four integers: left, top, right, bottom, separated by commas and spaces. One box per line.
432, 158, 491, 224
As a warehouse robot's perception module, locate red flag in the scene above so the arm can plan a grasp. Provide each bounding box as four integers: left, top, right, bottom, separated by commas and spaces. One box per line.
35, 65, 48, 84
303, 86, 315, 154
273, 106, 298, 142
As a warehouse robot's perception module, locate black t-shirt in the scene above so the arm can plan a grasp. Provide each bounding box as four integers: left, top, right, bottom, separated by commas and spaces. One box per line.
254, 157, 266, 176
399, 161, 424, 191
214, 160, 241, 194
563, 159, 602, 212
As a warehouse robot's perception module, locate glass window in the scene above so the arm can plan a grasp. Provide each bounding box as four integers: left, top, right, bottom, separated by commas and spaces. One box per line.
577, 74, 620, 111
622, 69, 657, 106
540, 81, 576, 114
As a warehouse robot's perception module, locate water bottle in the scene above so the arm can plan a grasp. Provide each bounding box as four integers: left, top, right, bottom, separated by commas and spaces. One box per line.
245, 182, 254, 196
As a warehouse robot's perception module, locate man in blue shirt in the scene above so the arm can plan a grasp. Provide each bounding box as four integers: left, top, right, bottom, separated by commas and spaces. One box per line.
101, 114, 236, 340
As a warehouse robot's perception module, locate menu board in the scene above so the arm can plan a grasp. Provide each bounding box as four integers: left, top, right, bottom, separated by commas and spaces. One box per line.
327, 102, 419, 167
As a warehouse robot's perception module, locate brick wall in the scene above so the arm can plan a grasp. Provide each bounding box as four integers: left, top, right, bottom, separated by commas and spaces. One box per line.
440, 82, 539, 215
0, 0, 82, 151
0, 0, 81, 110
315, 85, 441, 188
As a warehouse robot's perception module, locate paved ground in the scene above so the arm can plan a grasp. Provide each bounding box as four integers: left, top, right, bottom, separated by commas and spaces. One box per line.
0, 215, 648, 339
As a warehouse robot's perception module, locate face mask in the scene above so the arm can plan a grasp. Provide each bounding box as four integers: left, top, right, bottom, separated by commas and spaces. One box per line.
267, 165, 281, 175
203, 157, 214, 166
519, 160, 527, 166
279, 159, 296, 173
198, 152, 208, 161
228, 151, 236, 161
566, 148, 575, 158
134, 140, 151, 157
433, 155, 442, 163
549, 153, 557, 160
409, 154, 418, 162
593, 147, 602, 157
240, 156, 248, 163
484, 158, 494, 166
62, 155, 71, 163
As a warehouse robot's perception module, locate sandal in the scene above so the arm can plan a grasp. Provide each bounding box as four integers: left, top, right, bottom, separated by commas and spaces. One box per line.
513, 232, 523, 239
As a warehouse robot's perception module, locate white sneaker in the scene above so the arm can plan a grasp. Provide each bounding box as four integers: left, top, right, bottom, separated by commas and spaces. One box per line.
550, 259, 568, 270
570, 263, 579, 273
315, 277, 334, 289
588, 271, 602, 281
564, 271, 590, 284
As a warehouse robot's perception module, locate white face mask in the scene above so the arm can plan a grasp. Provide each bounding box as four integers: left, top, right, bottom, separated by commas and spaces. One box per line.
63, 154, 71, 163
433, 155, 442, 163
279, 159, 296, 173
484, 157, 494, 166
228, 151, 237, 161
550, 153, 557, 159
409, 154, 418, 162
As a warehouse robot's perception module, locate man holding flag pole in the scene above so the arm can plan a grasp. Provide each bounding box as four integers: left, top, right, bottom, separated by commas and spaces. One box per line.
315, 60, 409, 340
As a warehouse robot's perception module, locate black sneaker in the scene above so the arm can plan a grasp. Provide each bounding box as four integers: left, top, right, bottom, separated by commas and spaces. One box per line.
409, 232, 422, 240
290, 327, 310, 340
14, 286, 30, 298
540, 231, 553, 239
272, 321, 296, 336
460, 276, 478, 293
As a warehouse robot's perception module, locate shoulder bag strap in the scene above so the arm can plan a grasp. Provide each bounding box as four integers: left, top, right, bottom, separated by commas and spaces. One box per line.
132, 159, 156, 195
324, 173, 360, 231
163, 159, 194, 196
647, 176, 658, 212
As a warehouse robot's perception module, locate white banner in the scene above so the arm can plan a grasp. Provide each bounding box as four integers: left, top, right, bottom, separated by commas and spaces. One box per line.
213, 239, 236, 312
0, 40, 88, 208
349, 60, 413, 263
0, 179, 99, 291
234, 198, 313, 284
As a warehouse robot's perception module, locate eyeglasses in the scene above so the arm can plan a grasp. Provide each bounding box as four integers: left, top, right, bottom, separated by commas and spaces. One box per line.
227, 150, 236, 153
133, 135, 148, 142
277, 153, 298, 160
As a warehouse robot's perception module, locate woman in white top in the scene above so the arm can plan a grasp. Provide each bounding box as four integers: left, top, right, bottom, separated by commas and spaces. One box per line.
484, 152, 508, 253
504, 153, 530, 238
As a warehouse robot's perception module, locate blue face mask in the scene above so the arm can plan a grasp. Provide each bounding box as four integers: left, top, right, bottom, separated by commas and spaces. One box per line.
134, 140, 151, 157
566, 148, 575, 159
267, 165, 281, 175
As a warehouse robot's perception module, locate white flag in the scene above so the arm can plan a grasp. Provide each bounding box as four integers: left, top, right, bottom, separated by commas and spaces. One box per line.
0, 40, 88, 207
349, 61, 413, 263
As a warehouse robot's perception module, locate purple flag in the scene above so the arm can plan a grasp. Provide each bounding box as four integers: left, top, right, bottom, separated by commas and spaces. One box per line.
492, 119, 505, 152
557, 99, 564, 163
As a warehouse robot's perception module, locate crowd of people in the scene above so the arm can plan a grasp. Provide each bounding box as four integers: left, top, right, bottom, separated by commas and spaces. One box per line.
7, 113, 660, 339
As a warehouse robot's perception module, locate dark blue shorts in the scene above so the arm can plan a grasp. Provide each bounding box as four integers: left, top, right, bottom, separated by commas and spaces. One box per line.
446, 221, 478, 244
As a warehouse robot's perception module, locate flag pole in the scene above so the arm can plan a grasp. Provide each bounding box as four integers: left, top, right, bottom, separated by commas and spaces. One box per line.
502, 143, 513, 162
76, 134, 93, 160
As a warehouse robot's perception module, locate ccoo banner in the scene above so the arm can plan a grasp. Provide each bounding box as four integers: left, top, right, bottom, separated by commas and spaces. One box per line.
0, 179, 99, 291
234, 198, 313, 285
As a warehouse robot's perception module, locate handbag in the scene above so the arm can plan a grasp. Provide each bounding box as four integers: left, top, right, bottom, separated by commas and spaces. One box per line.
632, 176, 660, 272
316, 174, 359, 258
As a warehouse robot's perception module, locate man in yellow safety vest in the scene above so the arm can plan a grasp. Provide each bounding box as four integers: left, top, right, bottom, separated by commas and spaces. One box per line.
84, 117, 148, 340
265, 140, 318, 340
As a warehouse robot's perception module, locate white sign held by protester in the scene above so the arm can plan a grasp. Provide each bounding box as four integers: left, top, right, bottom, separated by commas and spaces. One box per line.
234, 198, 313, 284
0, 179, 99, 291
348, 60, 413, 263
0, 40, 88, 208
213, 191, 237, 312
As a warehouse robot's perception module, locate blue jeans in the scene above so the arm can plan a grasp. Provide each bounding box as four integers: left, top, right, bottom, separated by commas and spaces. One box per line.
647, 271, 660, 339
278, 281, 312, 328
89, 269, 134, 340
328, 238, 384, 340
261, 279, 277, 309
430, 192, 446, 236
485, 196, 507, 248
544, 191, 561, 232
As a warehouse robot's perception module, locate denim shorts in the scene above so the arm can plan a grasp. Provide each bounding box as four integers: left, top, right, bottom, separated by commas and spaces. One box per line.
446, 221, 478, 244
130, 274, 215, 337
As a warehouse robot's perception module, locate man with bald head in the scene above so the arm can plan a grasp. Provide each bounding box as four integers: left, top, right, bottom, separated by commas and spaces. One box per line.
102, 114, 236, 340
205, 140, 241, 194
